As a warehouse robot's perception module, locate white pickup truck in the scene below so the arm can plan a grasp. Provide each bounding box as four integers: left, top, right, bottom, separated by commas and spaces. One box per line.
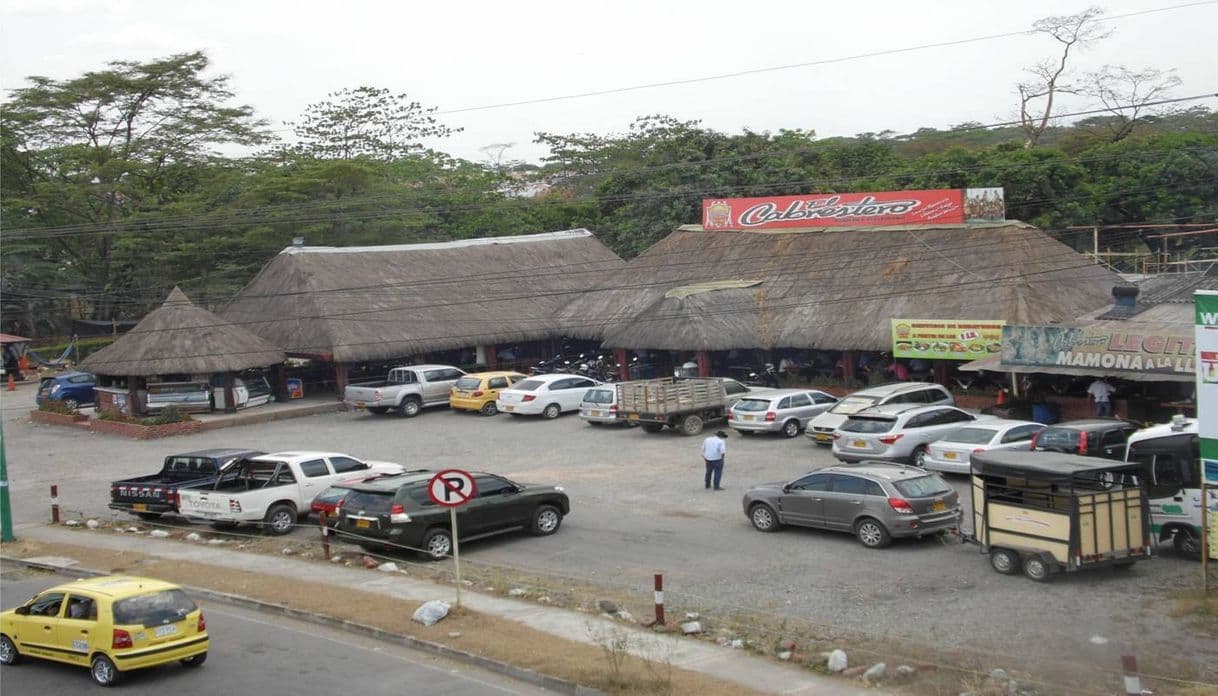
343, 364, 465, 417
176, 451, 403, 535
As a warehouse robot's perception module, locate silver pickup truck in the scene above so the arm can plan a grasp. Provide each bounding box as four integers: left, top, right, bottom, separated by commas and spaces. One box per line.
344, 364, 465, 417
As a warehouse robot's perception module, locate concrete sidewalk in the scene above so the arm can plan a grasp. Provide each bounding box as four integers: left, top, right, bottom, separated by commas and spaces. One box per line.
13, 524, 872, 695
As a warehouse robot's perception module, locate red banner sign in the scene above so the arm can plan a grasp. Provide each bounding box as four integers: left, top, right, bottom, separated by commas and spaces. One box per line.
702, 188, 1004, 230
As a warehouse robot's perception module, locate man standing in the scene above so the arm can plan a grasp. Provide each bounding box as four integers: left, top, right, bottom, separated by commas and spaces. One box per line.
1087, 377, 1115, 417
701, 430, 728, 490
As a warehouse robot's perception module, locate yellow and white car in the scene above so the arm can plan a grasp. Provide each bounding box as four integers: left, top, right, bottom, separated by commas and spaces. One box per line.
0, 575, 209, 686
449, 371, 527, 415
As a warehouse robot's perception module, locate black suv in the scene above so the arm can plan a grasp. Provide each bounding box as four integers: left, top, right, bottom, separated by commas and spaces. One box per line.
1031, 418, 1140, 460
335, 471, 570, 560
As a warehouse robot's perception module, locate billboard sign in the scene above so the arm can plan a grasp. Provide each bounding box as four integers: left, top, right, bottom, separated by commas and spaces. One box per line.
892, 319, 1005, 361
702, 187, 1004, 230
1197, 291, 1218, 485
1001, 324, 1195, 376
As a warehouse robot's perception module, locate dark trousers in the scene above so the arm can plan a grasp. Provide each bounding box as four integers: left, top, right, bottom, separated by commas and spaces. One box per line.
1094, 400, 1112, 417
704, 458, 724, 489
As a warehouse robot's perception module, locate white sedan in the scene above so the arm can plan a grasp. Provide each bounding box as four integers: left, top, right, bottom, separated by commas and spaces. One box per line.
496, 374, 603, 419
921, 419, 1046, 474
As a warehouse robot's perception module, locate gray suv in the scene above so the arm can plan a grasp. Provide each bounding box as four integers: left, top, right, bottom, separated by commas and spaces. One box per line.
742, 463, 961, 548
833, 404, 981, 465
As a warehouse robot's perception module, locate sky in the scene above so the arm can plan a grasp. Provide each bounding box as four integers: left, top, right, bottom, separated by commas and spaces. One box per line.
2, 0, 1216, 165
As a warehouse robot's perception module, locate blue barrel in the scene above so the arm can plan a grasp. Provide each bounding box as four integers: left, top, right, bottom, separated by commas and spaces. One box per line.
1031, 402, 1059, 424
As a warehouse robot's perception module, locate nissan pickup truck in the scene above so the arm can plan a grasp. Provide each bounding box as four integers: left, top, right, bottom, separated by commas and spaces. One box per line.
176, 451, 403, 535
343, 364, 465, 417
109, 448, 263, 520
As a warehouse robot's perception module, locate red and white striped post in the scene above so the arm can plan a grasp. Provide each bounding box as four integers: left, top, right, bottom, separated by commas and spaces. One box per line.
1121, 654, 1143, 695
319, 511, 331, 561
653, 573, 665, 625
50, 485, 60, 524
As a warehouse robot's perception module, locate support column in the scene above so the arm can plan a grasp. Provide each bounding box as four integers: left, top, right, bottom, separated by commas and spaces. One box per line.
126, 376, 141, 416
841, 351, 857, 384
932, 360, 949, 387
696, 351, 711, 378
614, 349, 629, 382
269, 363, 288, 402
223, 372, 237, 414
334, 362, 349, 400
485, 345, 498, 370
476, 345, 488, 367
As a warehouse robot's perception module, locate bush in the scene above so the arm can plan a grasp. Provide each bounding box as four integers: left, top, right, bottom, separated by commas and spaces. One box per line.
95, 405, 192, 426
38, 399, 78, 415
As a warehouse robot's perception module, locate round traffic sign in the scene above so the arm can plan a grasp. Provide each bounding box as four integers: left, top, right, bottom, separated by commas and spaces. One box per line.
428, 469, 477, 508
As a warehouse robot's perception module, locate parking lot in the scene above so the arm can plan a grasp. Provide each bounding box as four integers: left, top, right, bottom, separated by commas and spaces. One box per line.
3, 387, 1214, 684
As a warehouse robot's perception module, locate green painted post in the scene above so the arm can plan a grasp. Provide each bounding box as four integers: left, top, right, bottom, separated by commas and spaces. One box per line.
1, 418, 15, 542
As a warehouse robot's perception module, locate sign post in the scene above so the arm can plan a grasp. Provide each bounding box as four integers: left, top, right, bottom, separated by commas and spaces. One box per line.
1196, 291, 1218, 587
428, 469, 477, 606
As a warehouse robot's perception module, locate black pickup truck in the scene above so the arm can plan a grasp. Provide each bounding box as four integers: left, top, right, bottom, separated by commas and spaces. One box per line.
109, 448, 263, 520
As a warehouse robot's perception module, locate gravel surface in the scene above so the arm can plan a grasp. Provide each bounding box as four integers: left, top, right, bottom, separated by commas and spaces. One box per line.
4, 387, 1214, 687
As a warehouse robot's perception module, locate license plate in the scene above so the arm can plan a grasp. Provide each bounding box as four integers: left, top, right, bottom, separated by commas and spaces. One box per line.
354, 402, 366, 409
815, 433, 830, 442
455, 391, 468, 398
743, 415, 755, 421
852, 440, 867, 448
944, 452, 957, 460
628, 413, 640, 421
504, 405, 514, 412
132, 503, 147, 512
154, 624, 177, 638
932, 501, 946, 512
356, 519, 371, 528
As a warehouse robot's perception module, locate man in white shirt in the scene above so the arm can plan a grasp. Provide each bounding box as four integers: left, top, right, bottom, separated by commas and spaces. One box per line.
701, 431, 728, 490
1087, 378, 1115, 417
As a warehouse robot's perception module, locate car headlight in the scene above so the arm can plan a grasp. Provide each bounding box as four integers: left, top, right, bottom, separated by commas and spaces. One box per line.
51, 384, 62, 395
554, 486, 565, 492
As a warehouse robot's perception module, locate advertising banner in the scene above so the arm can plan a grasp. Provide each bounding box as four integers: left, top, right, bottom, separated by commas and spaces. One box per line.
1001, 324, 1195, 376
702, 187, 1005, 230
892, 319, 1005, 361
1196, 291, 1218, 485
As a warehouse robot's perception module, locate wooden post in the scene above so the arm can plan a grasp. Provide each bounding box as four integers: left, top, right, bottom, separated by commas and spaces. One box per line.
486, 345, 498, 370
653, 573, 665, 625
319, 511, 331, 561
932, 360, 949, 387
269, 363, 289, 402
334, 362, 349, 400
696, 351, 710, 378
126, 376, 141, 416
614, 348, 629, 381
223, 372, 237, 414
841, 351, 856, 384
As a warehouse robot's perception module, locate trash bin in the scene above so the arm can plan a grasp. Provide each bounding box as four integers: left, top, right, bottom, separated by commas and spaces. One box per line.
1031, 402, 1060, 425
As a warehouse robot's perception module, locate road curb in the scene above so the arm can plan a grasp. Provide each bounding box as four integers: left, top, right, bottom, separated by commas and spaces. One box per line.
12, 558, 603, 696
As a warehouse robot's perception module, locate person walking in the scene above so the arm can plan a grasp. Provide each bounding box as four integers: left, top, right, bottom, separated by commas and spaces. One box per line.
701, 430, 728, 490
1087, 377, 1115, 417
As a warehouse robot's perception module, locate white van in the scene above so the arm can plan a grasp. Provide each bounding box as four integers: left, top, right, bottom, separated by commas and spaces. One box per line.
1126, 417, 1213, 558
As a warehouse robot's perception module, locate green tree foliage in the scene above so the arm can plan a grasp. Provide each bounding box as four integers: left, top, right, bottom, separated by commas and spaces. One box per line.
286, 86, 461, 160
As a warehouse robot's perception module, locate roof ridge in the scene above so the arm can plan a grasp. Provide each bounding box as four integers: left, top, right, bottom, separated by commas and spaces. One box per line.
279, 229, 593, 255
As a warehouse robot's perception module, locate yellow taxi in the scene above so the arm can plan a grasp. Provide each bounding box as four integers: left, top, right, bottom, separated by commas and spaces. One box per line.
0, 575, 209, 686
449, 371, 527, 415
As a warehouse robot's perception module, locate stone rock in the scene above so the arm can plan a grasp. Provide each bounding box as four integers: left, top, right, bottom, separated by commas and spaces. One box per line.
361, 555, 379, 569
538, 596, 552, 603
330, 555, 344, 563
863, 662, 887, 683
127, 527, 140, 533
114, 527, 126, 533
149, 530, 169, 538
715, 636, 730, 646
779, 638, 798, 652
207, 539, 226, 545
827, 649, 848, 673
461, 580, 472, 586
86, 519, 100, 529
777, 650, 793, 661
185, 533, 202, 542
989, 669, 1009, 682
412, 600, 449, 626
596, 599, 619, 614
1005, 680, 1019, 696
615, 610, 634, 623
729, 639, 744, 649
684, 612, 700, 620
680, 621, 702, 635
448, 631, 462, 639
896, 664, 917, 679
842, 666, 867, 678
281, 547, 295, 555
65, 520, 80, 527
508, 588, 527, 596
376, 562, 399, 573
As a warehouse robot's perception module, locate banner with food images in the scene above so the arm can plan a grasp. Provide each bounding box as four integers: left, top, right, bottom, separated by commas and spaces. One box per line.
1002, 324, 1195, 375
891, 319, 1005, 361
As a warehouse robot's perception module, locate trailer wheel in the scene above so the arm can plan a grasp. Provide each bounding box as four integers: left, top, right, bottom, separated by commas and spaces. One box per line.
1173, 528, 1201, 557
680, 414, 704, 436
1022, 554, 1050, 582
642, 423, 664, 433
990, 548, 1019, 575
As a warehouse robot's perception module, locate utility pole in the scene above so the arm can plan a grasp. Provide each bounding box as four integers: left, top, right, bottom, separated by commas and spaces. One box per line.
1, 418, 15, 542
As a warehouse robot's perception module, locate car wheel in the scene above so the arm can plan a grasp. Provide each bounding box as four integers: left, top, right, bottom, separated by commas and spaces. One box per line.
530, 505, 563, 536
480, 401, 498, 416
680, 414, 704, 436
135, 512, 163, 521
749, 503, 781, 532
398, 399, 421, 418
180, 652, 207, 667
642, 423, 664, 433
0, 634, 21, 665
990, 548, 1019, 575
421, 528, 453, 561
854, 518, 891, 548
64, 398, 79, 410
911, 446, 929, 468
1023, 555, 1051, 582
91, 654, 122, 686
1173, 529, 1201, 557
781, 420, 800, 438
263, 504, 296, 535
367, 407, 389, 415
542, 403, 561, 419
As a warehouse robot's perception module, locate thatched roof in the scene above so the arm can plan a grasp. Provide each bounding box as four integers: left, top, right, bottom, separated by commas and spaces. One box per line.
81, 287, 286, 376
219, 230, 624, 362
557, 222, 1121, 351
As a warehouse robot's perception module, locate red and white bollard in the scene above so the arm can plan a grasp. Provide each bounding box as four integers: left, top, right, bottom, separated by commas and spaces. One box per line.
319, 511, 331, 560
1121, 654, 1144, 695
653, 573, 665, 625
50, 485, 60, 524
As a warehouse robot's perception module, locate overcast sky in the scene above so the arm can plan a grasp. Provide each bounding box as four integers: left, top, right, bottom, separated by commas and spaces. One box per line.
2, 0, 1216, 164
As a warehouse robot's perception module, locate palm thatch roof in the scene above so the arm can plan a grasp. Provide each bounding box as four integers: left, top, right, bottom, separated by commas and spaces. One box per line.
219, 230, 624, 362
81, 287, 286, 376
557, 222, 1121, 351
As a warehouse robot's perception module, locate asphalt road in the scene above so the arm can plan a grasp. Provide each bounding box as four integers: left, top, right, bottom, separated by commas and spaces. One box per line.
2, 386, 1214, 683
0, 565, 552, 695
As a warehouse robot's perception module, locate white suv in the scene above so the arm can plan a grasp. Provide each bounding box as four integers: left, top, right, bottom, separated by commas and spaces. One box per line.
833, 404, 983, 465
806, 382, 954, 446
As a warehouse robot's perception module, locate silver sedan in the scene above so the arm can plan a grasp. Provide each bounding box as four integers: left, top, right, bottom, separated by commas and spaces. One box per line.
922, 419, 1045, 474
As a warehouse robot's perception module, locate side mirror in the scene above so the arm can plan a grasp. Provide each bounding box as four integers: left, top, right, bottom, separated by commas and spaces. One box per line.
15, 606, 29, 616
782, 484, 792, 493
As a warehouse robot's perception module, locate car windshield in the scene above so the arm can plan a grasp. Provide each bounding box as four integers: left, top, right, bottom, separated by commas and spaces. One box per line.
839, 417, 895, 433
734, 398, 770, 412
893, 474, 953, 498
583, 389, 614, 404
941, 427, 999, 445
454, 377, 482, 390
342, 490, 394, 513
1038, 428, 1081, 450
513, 380, 543, 392
830, 396, 879, 415
112, 589, 196, 627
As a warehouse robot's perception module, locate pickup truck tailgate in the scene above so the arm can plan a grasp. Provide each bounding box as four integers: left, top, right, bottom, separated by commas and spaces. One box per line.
177, 489, 239, 519
345, 385, 386, 405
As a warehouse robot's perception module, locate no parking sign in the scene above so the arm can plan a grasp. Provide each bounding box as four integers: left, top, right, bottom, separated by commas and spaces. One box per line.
428, 469, 477, 605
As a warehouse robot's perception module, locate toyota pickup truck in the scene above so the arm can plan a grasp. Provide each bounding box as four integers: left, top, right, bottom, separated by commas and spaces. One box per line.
344, 364, 465, 417
176, 451, 403, 535
109, 448, 263, 520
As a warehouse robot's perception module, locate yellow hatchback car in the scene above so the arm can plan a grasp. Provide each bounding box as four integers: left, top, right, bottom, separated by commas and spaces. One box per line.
450, 371, 527, 415
0, 575, 209, 686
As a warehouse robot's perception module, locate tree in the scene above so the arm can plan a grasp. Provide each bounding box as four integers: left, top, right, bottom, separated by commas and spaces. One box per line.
287, 86, 461, 160
1082, 65, 1183, 142
1017, 6, 1110, 148
0, 51, 269, 323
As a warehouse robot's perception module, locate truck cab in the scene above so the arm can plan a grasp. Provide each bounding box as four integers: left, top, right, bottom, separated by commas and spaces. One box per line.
1125, 417, 1211, 557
